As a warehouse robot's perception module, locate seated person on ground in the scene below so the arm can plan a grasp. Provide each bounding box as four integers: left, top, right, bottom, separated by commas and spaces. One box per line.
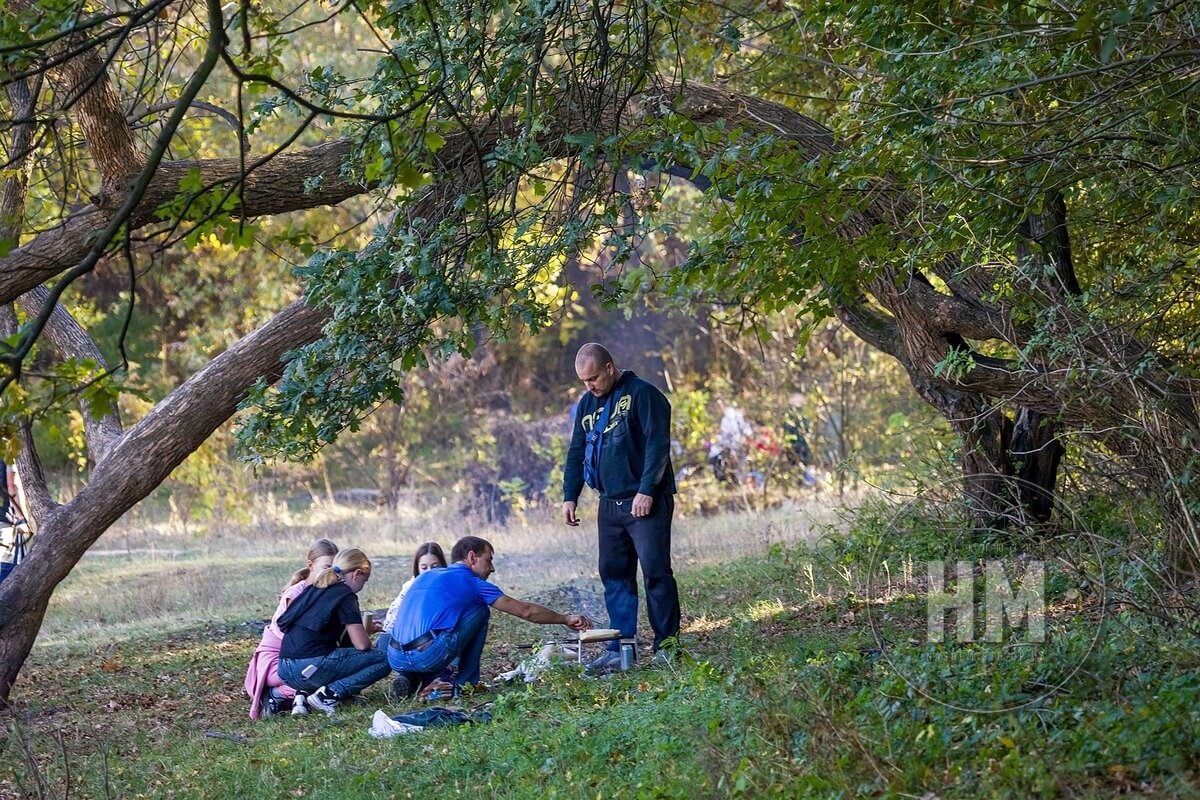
244, 537, 338, 718
377, 541, 447, 650
277, 548, 391, 715
386, 535, 590, 698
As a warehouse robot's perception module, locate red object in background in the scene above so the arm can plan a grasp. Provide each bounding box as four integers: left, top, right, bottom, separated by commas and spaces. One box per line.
752, 427, 780, 455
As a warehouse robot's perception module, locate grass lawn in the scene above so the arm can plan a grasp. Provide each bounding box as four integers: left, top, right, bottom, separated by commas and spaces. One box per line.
3, 501, 1199, 798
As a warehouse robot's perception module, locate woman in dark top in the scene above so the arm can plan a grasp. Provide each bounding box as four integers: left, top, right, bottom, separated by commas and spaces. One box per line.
277, 548, 390, 714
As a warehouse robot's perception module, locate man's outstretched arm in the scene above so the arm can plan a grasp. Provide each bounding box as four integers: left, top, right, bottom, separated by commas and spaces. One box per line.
493, 595, 590, 630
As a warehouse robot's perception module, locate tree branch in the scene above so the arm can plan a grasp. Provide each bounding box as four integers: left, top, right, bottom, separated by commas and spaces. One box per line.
15, 418, 53, 527
0, 139, 366, 306
45, 16, 146, 187
1, 77, 40, 243
129, 100, 249, 156
0, 307, 55, 525
15, 287, 124, 464
0, 0, 231, 385
835, 295, 903, 361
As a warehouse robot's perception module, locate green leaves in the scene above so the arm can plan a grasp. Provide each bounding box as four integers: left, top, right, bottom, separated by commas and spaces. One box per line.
230, 0, 667, 460
423, 130, 446, 153
563, 132, 597, 149
152, 168, 261, 251
238, 190, 592, 460
0, 349, 130, 471
932, 346, 975, 383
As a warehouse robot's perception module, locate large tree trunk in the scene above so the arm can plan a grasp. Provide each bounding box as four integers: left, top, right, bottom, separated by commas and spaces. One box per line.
897, 364, 1017, 526
1011, 408, 1064, 523
0, 301, 327, 704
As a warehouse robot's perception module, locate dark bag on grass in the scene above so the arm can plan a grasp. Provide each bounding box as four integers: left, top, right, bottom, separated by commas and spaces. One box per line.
390, 706, 492, 728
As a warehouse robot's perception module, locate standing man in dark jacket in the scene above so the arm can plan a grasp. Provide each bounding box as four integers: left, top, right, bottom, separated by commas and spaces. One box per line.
563, 343, 680, 671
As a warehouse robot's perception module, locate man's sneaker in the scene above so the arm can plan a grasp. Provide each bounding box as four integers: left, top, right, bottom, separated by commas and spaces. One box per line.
648, 648, 676, 668
584, 650, 623, 674
307, 686, 340, 716
290, 692, 309, 716
389, 674, 414, 702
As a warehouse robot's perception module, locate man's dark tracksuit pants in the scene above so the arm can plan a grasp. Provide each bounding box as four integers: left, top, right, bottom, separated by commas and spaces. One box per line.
597, 494, 680, 653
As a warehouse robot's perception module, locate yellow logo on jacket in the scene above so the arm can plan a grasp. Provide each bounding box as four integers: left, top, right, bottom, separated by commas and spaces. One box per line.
581, 395, 632, 434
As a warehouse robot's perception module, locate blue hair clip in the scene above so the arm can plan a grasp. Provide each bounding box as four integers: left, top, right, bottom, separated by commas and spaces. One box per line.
332, 564, 342, 576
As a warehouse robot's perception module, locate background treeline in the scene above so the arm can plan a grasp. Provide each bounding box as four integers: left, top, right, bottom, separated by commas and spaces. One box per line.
39, 250, 945, 527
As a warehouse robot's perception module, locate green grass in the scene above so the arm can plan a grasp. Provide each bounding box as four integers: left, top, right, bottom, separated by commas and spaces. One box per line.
4, 506, 1200, 798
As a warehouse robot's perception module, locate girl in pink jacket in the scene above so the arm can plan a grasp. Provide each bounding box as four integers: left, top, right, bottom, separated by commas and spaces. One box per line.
244, 538, 338, 718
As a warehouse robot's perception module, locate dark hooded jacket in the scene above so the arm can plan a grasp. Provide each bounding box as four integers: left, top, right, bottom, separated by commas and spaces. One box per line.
563, 370, 676, 502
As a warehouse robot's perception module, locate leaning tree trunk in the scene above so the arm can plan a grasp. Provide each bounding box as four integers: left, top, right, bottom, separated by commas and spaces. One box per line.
0, 301, 327, 704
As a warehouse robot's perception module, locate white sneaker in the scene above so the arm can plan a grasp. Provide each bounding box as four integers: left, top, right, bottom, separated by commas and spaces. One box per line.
290, 693, 309, 716
307, 686, 339, 716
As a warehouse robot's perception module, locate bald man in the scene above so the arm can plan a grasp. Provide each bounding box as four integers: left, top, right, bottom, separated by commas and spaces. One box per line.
563, 343, 680, 671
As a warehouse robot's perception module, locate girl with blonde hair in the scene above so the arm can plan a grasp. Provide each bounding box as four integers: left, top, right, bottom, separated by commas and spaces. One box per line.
277, 548, 391, 714
244, 538, 338, 719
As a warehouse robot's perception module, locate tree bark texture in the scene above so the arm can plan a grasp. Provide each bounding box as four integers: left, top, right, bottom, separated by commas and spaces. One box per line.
1, 79, 38, 241
15, 287, 124, 465
51, 49, 146, 189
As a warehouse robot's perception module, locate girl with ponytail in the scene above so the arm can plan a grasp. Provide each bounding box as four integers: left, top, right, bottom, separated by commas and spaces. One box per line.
277, 548, 391, 714
244, 538, 338, 719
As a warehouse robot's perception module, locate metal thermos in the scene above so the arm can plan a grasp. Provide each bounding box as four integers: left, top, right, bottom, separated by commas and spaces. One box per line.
620, 642, 635, 671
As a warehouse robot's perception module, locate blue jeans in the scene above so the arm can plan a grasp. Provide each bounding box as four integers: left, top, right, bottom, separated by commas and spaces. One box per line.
279, 647, 391, 698
598, 494, 679, 652
387, 605, 490, 687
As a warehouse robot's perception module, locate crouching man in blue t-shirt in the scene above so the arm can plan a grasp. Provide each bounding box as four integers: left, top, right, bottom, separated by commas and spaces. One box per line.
386, 535, 590, 698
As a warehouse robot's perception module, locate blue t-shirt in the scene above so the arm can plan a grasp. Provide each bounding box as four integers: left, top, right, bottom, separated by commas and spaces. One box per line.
391, 563, 503, 646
